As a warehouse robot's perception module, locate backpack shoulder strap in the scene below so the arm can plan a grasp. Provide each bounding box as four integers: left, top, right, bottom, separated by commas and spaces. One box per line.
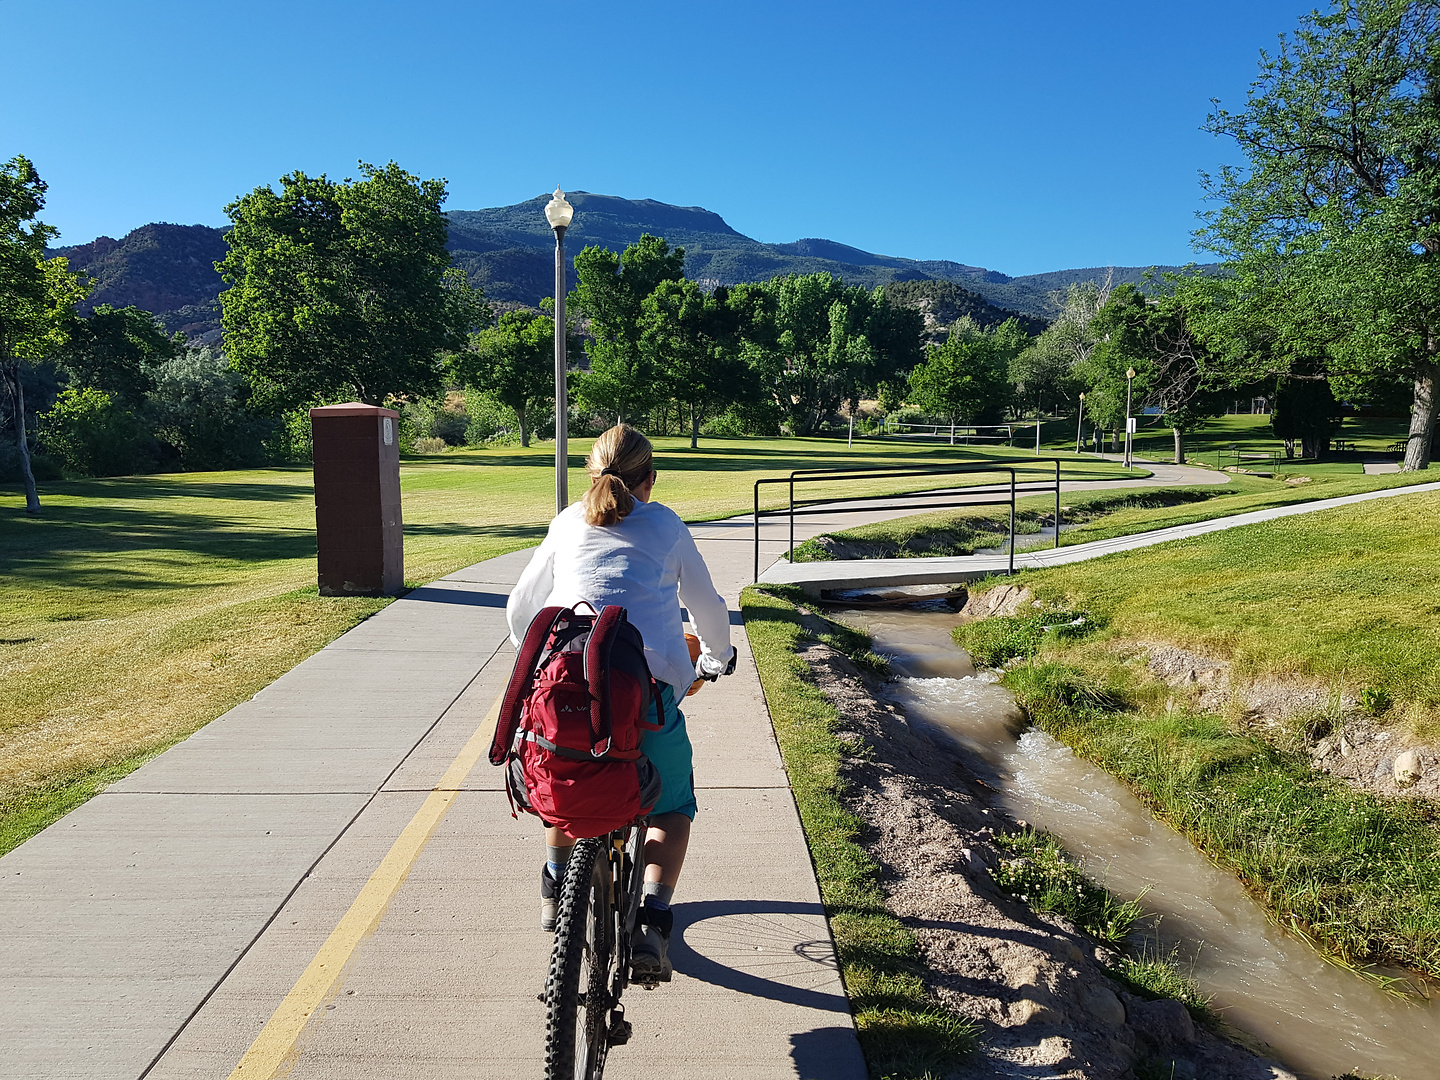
489, 605, 566, 766
584, 605, 625, 757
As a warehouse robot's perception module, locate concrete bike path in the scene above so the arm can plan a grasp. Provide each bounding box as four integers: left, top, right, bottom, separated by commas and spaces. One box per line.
0, 455, 1237, 1080
2, 539, 872, 1079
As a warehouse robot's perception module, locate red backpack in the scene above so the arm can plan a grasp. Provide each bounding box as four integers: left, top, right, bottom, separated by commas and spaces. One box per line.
489, 603, 663, 838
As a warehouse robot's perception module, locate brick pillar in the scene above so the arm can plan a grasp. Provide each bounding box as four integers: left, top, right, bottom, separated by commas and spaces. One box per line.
309, 402, 403, 596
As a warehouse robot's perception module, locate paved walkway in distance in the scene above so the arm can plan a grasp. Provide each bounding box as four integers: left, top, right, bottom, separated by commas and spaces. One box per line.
760, 476, 1440, 594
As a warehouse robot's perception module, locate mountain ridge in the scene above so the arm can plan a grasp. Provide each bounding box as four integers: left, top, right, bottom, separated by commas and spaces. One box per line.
48, 191, 1210, 340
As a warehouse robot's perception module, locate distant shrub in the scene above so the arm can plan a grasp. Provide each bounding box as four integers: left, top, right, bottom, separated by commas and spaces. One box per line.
264, 406, 313, 463
412, 436, 448, 454
0, 445, 64, 483
40, 387, 153, 476
462, 389, 514, 444
701, 399, 783, 437
148, 349, 273, 470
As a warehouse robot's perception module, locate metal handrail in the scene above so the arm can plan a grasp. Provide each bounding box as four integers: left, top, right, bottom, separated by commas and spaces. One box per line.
751, 458, 1072, 582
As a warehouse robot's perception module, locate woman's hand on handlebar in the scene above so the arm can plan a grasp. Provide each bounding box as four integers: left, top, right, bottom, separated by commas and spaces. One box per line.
695, 646, 737, 683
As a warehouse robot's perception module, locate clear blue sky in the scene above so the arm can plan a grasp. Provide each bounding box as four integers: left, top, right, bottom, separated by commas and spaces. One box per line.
3, 0, 1311, 275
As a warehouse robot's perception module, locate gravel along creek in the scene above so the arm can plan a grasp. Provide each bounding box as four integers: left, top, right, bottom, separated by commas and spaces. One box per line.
839, 602, 1440, 1080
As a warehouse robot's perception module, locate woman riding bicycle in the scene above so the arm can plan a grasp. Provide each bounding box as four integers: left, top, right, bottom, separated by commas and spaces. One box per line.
506, 423, 734, 983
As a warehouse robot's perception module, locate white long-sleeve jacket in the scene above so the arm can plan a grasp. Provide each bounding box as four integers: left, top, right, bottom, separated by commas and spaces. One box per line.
505, 500, 733, 692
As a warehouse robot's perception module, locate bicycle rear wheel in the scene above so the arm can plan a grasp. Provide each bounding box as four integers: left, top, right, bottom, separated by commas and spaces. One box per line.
544, 837, 615, 1080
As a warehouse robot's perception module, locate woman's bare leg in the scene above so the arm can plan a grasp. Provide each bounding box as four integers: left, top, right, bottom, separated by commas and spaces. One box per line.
642, 812, 691, 889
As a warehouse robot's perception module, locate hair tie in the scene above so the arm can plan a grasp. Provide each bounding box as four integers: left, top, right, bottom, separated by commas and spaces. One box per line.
601, 466, 623, 479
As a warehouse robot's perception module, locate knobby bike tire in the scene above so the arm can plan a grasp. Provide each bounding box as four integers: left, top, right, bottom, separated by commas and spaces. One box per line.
544, 837, 614, 1080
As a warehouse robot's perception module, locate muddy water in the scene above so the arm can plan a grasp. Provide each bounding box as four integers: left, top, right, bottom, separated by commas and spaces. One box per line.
841, 604, 1440, 1080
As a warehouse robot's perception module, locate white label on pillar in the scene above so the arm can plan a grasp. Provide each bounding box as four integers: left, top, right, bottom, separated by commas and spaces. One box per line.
383, 417, 394, 445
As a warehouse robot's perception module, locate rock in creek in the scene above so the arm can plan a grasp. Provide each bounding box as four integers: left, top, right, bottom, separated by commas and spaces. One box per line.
1129, 997, 1196, 1049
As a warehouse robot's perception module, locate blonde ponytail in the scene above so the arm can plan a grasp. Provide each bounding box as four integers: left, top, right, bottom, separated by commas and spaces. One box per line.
582, 424, 654, 526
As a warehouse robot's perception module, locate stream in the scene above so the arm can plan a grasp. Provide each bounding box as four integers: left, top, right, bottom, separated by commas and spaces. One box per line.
838, 603, 1440, 1080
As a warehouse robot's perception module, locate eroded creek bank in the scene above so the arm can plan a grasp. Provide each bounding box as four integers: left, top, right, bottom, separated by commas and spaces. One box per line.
809, 601, 1440, 1080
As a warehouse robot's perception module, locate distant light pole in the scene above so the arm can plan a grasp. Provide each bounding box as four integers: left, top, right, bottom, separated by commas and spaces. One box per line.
545, 188, 574, 515
1076, 392, 1086, 454
1035, 395, 1042, 453
1124, 367, 1136, 469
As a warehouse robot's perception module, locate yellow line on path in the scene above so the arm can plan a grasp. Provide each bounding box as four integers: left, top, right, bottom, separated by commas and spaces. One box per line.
227, 694, 502, 1079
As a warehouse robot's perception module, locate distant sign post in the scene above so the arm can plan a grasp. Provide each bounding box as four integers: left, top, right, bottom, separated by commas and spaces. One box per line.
310, 402, 404, 597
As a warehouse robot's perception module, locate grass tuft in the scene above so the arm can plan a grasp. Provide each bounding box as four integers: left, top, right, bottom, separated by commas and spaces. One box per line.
990, 827, 1144, 946
1110, 946, 1215, 1024
741, 584, 978, 1078
953, 610, 1098, 668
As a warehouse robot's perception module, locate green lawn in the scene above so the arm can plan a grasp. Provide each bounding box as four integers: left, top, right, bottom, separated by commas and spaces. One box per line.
1030, 411, 1411, 474
1013, 488, 1440, 724
0, 435, 1134, 853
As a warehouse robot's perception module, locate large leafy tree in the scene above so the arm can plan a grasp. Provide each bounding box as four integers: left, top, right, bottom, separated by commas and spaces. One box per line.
740, 273, 922, 435
639, 279, 747, 447
63, 304, 177, 405
0, 156, 87, 514
1009, 279, 1113, 418
1201, 0, 1440, 469
1084, 284, 1225, 463
450, 310, 556, 447
217, 161, 484, 411
572, 235, 685, 425
905, 319, 1018, 426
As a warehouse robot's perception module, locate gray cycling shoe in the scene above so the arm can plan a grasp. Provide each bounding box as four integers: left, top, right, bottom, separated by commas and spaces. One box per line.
630, 905, 673, 983
540, 864, 561, 932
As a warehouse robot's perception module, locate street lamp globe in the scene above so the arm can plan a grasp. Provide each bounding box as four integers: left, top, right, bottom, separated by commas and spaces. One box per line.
544, 187, 574, 230
1126, 367, 1136, 380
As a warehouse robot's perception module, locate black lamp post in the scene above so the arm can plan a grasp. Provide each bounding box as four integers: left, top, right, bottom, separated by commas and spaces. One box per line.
544, 188, 574, 514
1124, 367, 1136, 468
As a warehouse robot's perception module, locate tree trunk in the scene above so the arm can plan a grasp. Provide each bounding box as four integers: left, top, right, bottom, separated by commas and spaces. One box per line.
517, 404, 529, 448
2, 361, 40, 515
1172, 427, 1185, 465
1302, 433, 1323, 460
689, 402, 699, 449
1403, 356, 1437, 471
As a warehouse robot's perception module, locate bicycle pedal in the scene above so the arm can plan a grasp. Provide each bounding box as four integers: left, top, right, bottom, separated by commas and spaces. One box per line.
607, 1013, 632, 1046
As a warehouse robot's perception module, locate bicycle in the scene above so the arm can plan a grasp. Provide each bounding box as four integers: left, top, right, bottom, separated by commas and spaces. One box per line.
543, 819, 651, 1080
542, 641, 736, 1079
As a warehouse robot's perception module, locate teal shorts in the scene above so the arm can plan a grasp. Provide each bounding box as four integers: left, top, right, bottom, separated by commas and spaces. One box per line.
643, 683, 697, 820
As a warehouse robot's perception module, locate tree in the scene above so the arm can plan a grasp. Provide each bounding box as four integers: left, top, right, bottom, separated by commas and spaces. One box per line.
1272, 375, 1344, 458
640, 280, 747, 447
217, 161, 485, 411
63, 304, 177, 405
739, 273, 922, 435
0, 156, 87, 513
1201, 0, 1440, 469
450, 310, 555, 447
39, 386, 151, 476
906, 321, 1015, 426
1085, 284, 1226, 463
572, 235, 685, 425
